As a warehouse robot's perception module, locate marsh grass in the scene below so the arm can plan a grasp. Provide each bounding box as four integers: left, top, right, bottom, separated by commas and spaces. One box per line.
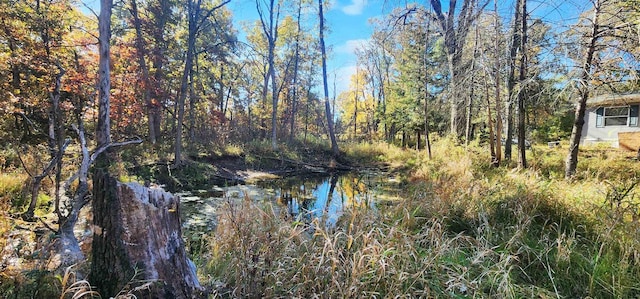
0, 171, 28, 211
202, 141, 640, 298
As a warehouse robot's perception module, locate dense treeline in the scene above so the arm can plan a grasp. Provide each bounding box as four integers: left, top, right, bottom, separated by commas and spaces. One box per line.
0, 0, 638, 164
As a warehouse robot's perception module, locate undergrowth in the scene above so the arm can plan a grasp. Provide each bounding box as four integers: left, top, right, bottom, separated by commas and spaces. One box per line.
203, 141, 640, 298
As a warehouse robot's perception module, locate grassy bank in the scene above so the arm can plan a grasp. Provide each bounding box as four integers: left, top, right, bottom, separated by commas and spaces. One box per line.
2, 139, 640, 298
202, 140, 640, 298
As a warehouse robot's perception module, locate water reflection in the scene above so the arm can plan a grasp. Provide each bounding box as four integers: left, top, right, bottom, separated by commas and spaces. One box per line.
178, 172, 401, 232
259, 171, 396, 227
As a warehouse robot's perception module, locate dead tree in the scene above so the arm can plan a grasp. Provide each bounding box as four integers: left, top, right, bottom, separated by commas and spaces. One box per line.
90, 0, 204, 297
565, 0, 603, 177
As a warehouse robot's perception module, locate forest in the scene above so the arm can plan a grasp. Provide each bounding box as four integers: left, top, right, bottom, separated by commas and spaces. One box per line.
1, 0, 639, 297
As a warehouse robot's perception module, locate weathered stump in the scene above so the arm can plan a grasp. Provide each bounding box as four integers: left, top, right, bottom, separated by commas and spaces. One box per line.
90, 169, 205, 298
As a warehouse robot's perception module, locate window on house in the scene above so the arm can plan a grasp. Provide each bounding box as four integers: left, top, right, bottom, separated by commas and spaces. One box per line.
596, 105, 639, 128
605, 107, 629, 126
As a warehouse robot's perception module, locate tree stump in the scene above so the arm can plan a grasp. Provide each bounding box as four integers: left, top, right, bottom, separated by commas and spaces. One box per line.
90, 169, 205, 298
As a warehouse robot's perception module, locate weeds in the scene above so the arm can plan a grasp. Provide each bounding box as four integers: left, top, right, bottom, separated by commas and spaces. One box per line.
202, 141, 640, 298
58, 264, 99, 299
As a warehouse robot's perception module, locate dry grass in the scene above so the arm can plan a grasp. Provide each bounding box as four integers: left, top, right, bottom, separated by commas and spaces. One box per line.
202, 140, 640, 298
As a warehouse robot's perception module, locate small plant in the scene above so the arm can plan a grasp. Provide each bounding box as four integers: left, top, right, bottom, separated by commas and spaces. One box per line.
59, 265, 100, 299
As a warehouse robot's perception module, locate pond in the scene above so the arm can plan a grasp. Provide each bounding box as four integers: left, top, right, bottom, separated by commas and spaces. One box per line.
178, 171, 403, 232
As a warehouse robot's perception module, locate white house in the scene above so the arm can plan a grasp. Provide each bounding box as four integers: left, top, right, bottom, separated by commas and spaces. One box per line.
580, 93, 640, 150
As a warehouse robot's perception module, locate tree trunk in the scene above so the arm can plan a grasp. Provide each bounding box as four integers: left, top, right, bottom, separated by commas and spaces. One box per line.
188, 68, 196, 144
53, 121, 91, 271
91, 0, 116, 292
485, 81, 497, 166
129, 0, 157, 144
565, 0, 601, 178
175, 0, 198, 166
92, 175, 205, 298
96, 0, 112, 148
517, 0, 527, 169
289, 3, 302, 144
256, 0, 280, 150
319, 0, 339, 157
149, 0, 171, 144
493, 1, 502, 166
429, 0, 485, 139
505, 0, 522, 161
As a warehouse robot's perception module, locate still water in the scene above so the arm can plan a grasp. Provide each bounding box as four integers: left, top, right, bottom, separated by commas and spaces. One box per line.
259, 171, 401, 227
179, 171, 401, 231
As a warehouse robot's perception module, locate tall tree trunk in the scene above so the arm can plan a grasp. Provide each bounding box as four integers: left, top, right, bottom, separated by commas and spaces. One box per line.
565, 0, 601, 178
448, 57, 463, 138
319, 0, 339, 157
354, 68, 359, 139
505, 0, 522, 161
517, 0, 527, 169
493, 1, 502, 166
424, 85, 432, 159
270, 48, 278, 149
188, 67, 196, 143
304, 85, 311, 143
91, 0, 117, 293
96, 0, 112, 148
129, 0, 157, 144
289, 3, 303, 143
465, 79, 474, 145
256, 0, 280, 150
149, 0, 171, 143
423, 17, 433, 159
485, 77, 497, 165
174, 0, 198, 166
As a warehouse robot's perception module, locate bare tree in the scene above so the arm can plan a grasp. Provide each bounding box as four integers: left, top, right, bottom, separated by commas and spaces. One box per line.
492, 0, 503, 166
565, 0, 603, 177
319, 0, 339, 156
90, 1, 205, 296
428, 0, 489, 138
564, 0, 639, 177
256, 0, 281, 150
517, 0, 527, 169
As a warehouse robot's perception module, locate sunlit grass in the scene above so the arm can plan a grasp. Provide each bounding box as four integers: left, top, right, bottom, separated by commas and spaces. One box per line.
201, 139, 640, 298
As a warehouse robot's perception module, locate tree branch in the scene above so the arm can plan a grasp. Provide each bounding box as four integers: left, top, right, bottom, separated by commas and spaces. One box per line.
90, 137, 143, 164
195, 0, 231, 33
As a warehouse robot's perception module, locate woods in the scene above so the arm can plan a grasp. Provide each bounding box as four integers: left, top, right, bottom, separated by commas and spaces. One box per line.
0, 0, 639, 297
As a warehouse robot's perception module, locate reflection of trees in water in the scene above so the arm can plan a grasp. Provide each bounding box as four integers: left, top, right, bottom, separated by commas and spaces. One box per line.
268, 174, 324, 222
324, 174, 339, 216
266, 172, 385, 226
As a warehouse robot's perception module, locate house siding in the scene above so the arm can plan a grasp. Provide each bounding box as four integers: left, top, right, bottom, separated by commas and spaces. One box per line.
580, 107, 640, 147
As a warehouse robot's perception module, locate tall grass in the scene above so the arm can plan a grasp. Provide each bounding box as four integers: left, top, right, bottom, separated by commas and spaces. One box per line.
202, 141, 640, 298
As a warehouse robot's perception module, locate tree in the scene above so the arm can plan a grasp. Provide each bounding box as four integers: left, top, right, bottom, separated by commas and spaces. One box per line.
90, 0, 205, 296
256, 0, 281, 150
427, 0, 488, 139
318, 0, 339, 156
504, 0, 522, 161
129, 0, 157, 144
564, 0, 638, 177
517, 0, 528, 169
174, 0, 230, 166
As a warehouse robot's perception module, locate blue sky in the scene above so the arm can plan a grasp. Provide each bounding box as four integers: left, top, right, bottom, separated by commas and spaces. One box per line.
228, 0, 586, 98
81, 0, 586, 98
229, 0, 389, 97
